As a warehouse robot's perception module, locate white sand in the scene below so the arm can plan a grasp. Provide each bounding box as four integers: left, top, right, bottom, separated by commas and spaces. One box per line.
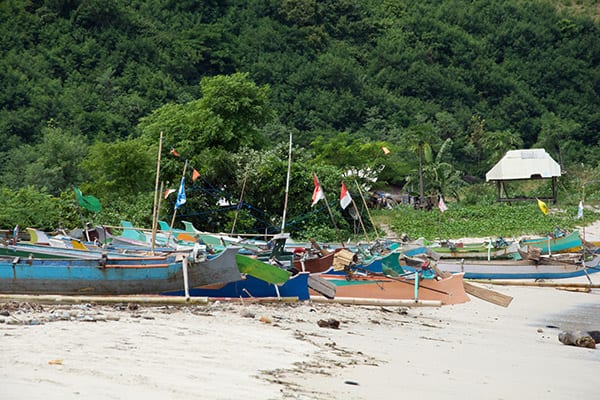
1, 220, 599, 400
1, 282, 599, 400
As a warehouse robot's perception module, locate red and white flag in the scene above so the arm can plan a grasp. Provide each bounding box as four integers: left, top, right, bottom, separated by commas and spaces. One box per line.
340, 181, 352, 210
438, 196, 448, 213
311, 174, 325, 207
164, 188, 176, 199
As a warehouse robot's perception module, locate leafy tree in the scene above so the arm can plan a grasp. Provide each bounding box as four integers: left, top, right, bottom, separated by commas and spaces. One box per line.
0, 125, 87, 195
81, 138, 155, 201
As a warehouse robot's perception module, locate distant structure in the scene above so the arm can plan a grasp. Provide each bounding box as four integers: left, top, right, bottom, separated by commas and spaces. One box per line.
486, 149, 562, 204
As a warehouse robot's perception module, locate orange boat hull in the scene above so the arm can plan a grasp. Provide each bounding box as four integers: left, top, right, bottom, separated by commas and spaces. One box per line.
317, 272, 470, 306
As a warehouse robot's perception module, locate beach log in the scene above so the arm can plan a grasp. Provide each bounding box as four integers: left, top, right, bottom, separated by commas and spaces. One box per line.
558, 331, 596, 349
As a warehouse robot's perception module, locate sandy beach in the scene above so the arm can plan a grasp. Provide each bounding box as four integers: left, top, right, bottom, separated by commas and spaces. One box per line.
0, 278, 598, 400
1, 220, 600, 400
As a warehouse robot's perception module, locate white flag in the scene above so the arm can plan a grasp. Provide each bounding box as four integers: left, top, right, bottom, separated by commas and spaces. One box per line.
438, 196, 448, 213
340, 181, 352, 210
577, 201, 583, 219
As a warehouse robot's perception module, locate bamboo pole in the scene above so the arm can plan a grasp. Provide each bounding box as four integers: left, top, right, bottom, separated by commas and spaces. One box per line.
231, 170, 249, 234
314, 174, 345, 247
281, 133, 293, 233
310, 296, 442, 307
0, 294, 209, 305
354, 180, 380, 240
468, 280, 600, 288
151, 131, 163, 255
169, 161, 188, 231
349, 195, 370, 242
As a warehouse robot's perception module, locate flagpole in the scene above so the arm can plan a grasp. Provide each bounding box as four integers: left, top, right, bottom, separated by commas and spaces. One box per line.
281, 133, 293, 233
170, 160, 188, 232
151, 131, 163, 254
323, 194, 345, 247
350, 195, 370, 242
311, 172, 346, 247
72, 186, 90, 242
354, 180, 380, 240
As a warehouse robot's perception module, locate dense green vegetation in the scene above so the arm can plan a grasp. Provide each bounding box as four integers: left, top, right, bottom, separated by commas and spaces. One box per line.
372, 202, 600, 241
0, 0, 598, 240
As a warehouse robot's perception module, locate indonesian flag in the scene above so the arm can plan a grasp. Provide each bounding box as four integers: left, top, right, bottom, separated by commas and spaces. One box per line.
340, 181, 352, 210
311, 174, 325, 207
438, 196, 448, 213
164, 188, 176, 199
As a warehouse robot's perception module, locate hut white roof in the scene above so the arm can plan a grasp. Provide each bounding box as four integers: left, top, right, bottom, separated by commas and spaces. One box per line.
485, 149, 561, 181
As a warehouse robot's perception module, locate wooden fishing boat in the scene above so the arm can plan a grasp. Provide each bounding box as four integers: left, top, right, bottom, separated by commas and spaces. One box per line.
519, 230, 583, 254
162, 271, 310, 301
435, 254, 600, 280
427, 241, 520, 260
316, 271, 469, 305
0, 246, 242, 295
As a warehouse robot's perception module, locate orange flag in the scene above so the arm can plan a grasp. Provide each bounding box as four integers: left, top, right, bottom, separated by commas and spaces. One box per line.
192, 168, 201, 182
170, 148, 180, 157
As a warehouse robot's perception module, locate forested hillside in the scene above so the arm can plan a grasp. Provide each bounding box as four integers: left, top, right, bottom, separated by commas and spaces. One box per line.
0, 0, 598, 237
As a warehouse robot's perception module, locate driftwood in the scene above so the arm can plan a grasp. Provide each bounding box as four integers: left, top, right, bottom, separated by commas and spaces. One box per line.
558, 331, 597, 349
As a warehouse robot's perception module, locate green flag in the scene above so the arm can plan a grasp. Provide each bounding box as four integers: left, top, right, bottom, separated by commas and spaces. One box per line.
73, 186, 102, 213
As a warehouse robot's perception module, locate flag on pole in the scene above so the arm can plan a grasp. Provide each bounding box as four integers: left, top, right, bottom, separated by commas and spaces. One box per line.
311, 174, 325, 207
192, 168, 201, 182
577, 201, 584, 219
340, 181, 352, 210
170, 148, 180, 157
175, 177, 186, 209
438, 196, 448, 213
164, 188, 176, 199
381, 146, 391, 155
537, 198, 549, 215
73, 186, 102, 213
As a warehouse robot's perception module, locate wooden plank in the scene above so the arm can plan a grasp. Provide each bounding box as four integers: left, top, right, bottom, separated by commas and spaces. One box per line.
432, 262, 513, 308
307, 275, 336, 299
462, 281, 513, 308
